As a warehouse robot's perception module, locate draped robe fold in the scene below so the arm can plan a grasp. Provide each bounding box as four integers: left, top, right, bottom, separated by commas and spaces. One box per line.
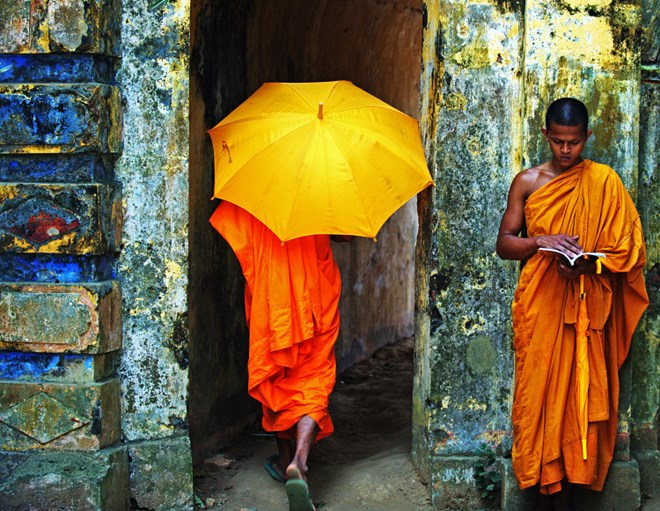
210, 201, 342, 440
511, 160, 648, 494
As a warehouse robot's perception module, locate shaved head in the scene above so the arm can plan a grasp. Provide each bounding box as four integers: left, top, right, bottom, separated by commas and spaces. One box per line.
545, 98, 589, 133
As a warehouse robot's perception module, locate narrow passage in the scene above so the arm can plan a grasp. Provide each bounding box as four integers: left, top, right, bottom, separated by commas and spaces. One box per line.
194, 337, 432, 511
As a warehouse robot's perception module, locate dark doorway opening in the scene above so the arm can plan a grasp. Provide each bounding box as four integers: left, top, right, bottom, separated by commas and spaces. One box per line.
188, 0, 424, 465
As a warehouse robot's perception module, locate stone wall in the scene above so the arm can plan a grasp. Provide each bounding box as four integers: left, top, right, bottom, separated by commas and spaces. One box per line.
0, 0, 130, 509
115, 0, 193, 508
0, 0, 194, 509
415, 0, 659, 509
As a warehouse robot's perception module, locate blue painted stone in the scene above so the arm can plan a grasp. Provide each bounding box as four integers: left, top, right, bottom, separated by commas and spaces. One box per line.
0, 155, 112, 183
0, 255, 114, 283
0, 352, 115, 383
0, 55, 115, 85
0, 83, 121, 154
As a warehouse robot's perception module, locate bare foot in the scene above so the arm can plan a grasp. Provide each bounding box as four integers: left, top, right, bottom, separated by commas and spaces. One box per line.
286, 460, 307, 481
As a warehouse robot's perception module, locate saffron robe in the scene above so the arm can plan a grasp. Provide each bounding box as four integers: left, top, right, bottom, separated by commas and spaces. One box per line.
511, 160, 648, 494
210, 201, 342, 440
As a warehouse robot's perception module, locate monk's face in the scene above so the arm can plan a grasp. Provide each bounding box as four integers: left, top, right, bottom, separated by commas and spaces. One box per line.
541, 122, 592, 172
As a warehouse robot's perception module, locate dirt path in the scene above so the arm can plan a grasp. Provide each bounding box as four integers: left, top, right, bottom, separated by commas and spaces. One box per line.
194, 337, 432, 511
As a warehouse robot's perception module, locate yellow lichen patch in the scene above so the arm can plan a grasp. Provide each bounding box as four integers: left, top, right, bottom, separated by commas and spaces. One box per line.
445, 92, 468, 111
164, 260, 183, 287
441, 396, 451, 409
565, 0, 612, 10
458, 398, 487, 412
528, 15, 623, 69
35, 231, 77, 253
476, 429, 510, 445
0, 186, 19, 201
16, 146, 64, 154
452, 29, 507, 69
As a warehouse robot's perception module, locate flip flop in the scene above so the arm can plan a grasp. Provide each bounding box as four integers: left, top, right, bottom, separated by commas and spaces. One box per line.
263, 455, 287, 484
285, 478, 316, 511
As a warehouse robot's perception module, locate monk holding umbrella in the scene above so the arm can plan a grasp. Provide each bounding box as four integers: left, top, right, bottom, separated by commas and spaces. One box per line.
208, 80, 433, 511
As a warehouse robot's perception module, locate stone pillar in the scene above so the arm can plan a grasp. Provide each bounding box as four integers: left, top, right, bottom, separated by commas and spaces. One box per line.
416, 1, 653, 509
0, 1, 128, 509
115, 0, 194, 509
415, 2, 523, 509
632, 0, 660, 504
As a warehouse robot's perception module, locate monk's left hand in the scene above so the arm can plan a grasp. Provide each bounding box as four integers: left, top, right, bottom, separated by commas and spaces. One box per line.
556, 255, 595, 280
331, 235, 354, 243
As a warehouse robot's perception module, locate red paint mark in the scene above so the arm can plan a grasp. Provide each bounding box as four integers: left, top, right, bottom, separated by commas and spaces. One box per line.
8, 210, 79, 243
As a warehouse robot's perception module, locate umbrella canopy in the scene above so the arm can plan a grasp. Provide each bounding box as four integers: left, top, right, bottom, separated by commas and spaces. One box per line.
208, 80, 433, 241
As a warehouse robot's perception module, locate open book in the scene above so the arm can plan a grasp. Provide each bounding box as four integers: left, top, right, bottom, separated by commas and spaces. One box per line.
538, 247, 606, 267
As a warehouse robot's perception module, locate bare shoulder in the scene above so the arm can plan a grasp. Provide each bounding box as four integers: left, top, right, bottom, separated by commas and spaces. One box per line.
511, 163, 556, 200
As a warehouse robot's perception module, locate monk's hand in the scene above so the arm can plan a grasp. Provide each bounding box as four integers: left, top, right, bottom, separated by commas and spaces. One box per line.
537, 234, 582, 258
556, 254, 595, 280
331, 235, 354, 243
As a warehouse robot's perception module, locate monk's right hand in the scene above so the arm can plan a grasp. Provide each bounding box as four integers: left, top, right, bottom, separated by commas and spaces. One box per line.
536, 234, 582, 258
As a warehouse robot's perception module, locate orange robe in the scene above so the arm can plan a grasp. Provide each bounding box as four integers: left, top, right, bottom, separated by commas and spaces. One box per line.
511, 160, 648, 494
210, 201, 342, 440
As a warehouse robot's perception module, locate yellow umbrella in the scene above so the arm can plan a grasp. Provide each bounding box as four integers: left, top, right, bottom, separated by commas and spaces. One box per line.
576, 273, 590, 460
208, 80, 433, 241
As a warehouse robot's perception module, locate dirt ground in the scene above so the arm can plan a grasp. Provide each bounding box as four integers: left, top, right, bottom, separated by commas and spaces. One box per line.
193, 337, 433, 511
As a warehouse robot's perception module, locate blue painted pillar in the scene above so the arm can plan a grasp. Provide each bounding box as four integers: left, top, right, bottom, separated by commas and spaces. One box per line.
0, 1, 128, 508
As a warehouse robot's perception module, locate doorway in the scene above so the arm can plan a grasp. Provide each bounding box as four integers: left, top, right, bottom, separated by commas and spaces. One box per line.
188, 0, 424, 465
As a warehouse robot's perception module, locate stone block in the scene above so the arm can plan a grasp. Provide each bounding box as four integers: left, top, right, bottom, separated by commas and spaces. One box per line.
499, 458, 538, 511
572, 460, 641, 511
0, 83, 122, 154
634, 450, 660, 501
0, 378, 120, 450
0, 281, 121, 353
0, 54, 114, 85
128, 435, 194, 511
0, 254, 114, 283
0, 153, 112, 183
0, 351, 119, 384
0, 183, 122, 254
430, 456, 493, 510
0, 446, 129, 510
0, 0, 121, 55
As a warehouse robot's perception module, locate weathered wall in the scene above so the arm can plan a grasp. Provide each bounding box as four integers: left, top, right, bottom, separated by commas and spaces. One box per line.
0, 0, 130, 509
115, 0, 194, 508
415, 3, 522, 508
416, 0, 658, 509
633, 0, 660, 502
188, 0, 258, 464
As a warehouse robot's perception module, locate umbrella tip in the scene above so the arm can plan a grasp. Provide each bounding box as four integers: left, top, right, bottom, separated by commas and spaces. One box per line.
318, 102, 324, 119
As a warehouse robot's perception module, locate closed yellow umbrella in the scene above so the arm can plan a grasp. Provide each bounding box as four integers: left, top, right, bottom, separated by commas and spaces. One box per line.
576, 273, 590, 460
208, 80, 433, 241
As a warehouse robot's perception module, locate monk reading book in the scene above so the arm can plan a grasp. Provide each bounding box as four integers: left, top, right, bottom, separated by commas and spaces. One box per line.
496, 98, 648, 510
211, 200, 352, 511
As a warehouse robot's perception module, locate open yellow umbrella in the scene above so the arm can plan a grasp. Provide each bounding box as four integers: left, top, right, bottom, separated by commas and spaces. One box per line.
208, 80, 433, 241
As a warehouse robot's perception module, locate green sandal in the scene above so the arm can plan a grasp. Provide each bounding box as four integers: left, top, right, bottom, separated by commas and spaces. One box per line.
285, 478, 315, 511
263, 455, 287, 484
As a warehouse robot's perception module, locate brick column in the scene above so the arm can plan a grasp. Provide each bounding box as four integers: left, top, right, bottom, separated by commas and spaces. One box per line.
0, 1, 128, 509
